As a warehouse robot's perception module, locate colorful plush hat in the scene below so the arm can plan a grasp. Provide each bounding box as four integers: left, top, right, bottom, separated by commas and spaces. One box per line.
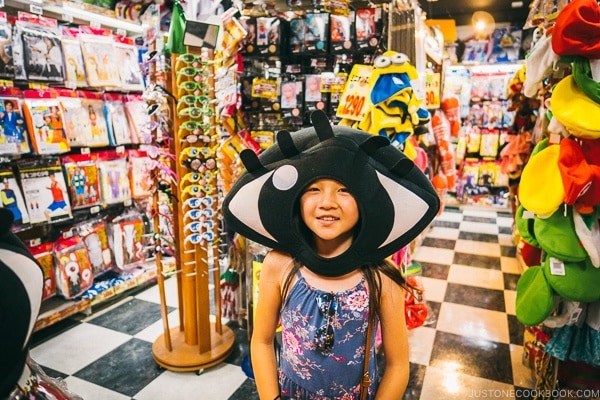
223, 111, 440, 277
524, 33, 559, 98
551, 75, 600, 139
518, 138, 564, 217
534, 205, 588, 262
552, 0, 600, 58
0, 208, 43, 398
516, 265, 555, 326
558, 136, 600, 211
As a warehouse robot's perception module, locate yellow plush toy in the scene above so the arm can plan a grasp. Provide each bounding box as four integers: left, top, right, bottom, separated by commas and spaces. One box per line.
340, 51, 430, 150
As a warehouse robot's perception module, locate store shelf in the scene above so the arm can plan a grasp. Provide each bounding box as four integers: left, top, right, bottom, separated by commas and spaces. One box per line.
4, 0, 144, 35
34, 263, 159, 332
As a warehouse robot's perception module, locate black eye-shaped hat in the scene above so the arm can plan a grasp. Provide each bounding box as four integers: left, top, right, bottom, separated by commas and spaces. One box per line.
223, 111, 440, 277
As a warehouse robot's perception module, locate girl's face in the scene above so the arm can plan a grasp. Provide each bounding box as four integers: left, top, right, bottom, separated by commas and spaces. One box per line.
300, 178, 359, 256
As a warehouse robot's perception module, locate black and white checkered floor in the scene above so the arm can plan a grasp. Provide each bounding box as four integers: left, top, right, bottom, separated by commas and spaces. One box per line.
30, 206, 536, 399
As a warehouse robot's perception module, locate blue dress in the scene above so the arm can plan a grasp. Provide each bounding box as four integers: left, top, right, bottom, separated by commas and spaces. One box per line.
278, 271, 378, 399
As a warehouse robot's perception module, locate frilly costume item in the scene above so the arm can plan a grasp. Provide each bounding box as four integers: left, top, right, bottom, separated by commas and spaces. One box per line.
223, 111, 440, 277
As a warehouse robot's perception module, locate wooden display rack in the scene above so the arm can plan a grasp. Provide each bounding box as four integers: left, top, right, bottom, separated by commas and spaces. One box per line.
151, 45, 234, 372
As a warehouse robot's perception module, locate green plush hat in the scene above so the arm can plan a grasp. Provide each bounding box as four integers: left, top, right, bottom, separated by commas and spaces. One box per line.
516, 265, 555, 326
516, 205, 539, 247
533, 205, 588, 262
543, 256, 600, 303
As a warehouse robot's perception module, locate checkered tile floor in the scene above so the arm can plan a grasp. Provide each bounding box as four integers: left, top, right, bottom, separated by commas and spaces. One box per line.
30, 206, 536, 399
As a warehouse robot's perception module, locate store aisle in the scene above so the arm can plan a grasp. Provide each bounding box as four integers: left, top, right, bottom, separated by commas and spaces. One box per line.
29, 206, 536, 400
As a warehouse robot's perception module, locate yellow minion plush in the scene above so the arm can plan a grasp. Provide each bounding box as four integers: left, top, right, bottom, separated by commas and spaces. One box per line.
341, 51, 430, 149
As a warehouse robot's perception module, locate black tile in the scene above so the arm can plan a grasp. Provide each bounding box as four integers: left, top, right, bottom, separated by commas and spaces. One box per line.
507, 314, 526, 346
403, 363, 426, 400
88, 298, 175, 335
443, 206, 462, 213
444, 283, 506, 312
499, 226, 514, 235
419, 262, 450, 279
463, 215, 497, 224
228, 378, 258, 400
504, 272, 520, 291
423, 301, 441, 329
74, 338, 163, 397
459, 231, 498, 243
453, 252, 502, 270
225, 320, 250, 366
422, 237, 456, 249
433, 220, 460, 229
430, 331, 513, 385
501, 245, 517, 257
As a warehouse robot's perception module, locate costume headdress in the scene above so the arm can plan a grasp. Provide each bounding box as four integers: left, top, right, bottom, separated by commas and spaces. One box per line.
223, 110, 440, 277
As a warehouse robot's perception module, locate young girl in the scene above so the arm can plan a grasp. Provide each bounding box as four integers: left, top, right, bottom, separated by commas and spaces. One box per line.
224, 110, 439, 399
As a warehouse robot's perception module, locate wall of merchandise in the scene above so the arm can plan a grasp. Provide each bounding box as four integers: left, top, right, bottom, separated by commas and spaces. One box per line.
0, 0, 431, 330
442, 63, 524, 208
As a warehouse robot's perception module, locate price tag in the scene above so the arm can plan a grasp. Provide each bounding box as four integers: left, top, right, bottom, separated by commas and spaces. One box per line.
29, 4, 43, 15
336, 64, 372, 121
116, 145, 125, 154
90, 20, 101, 29
80, 147, 90, 155
124, 199, 132, 207
0, 0, 5, 9
549, 257, 566, 276
62, 13, 74, 23
90, 206, 100, 214
424, 72, 440, 109
116, 28, 126, 37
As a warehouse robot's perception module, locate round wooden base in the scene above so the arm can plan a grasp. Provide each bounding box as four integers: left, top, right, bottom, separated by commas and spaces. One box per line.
152, 323, 235, 372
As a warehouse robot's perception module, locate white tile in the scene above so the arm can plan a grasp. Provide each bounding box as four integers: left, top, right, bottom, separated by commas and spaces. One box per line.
407, 326, 436, 366
412, 246, 455, 265
420, 364, 515, 400
62, 376, 130, 400
135, 309, 181, 343
135, 276, 180, 308
447, 265, 504, 291
498, 233, 515, 247
30, 324, 131, 374
426, 226, 460, 240
436, 303, 510, 344
134, 363, 247, 400
509, 344, 537, 389
504, 290, 516, 316
501, 256, 521, 274
454, 239, 501, 257
497, 216, 514, 227
437, 211, 464, 223
459, 221, 499, 235
420, 277, 448, 303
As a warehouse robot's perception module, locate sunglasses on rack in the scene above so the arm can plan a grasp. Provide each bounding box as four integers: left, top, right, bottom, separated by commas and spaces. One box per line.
183, 207, 215, 221
183, 196, 215, 210
184, 220, 215, 234
177, 81, 211, 97
184, 231, 215, 245
314, 292, 338, 354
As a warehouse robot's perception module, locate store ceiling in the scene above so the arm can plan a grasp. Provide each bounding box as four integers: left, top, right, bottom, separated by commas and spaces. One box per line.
421, 0, 533, 28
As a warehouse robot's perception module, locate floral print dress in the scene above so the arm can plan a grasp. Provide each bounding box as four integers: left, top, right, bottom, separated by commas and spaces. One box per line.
278, 271, 378, 400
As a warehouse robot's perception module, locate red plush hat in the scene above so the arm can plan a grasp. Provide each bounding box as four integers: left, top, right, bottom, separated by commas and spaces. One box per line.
552, 0, 600, 58
558, 137, 600, 209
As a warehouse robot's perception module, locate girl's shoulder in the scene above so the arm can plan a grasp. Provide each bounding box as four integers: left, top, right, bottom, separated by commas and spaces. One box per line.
261, 250, 295, 282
